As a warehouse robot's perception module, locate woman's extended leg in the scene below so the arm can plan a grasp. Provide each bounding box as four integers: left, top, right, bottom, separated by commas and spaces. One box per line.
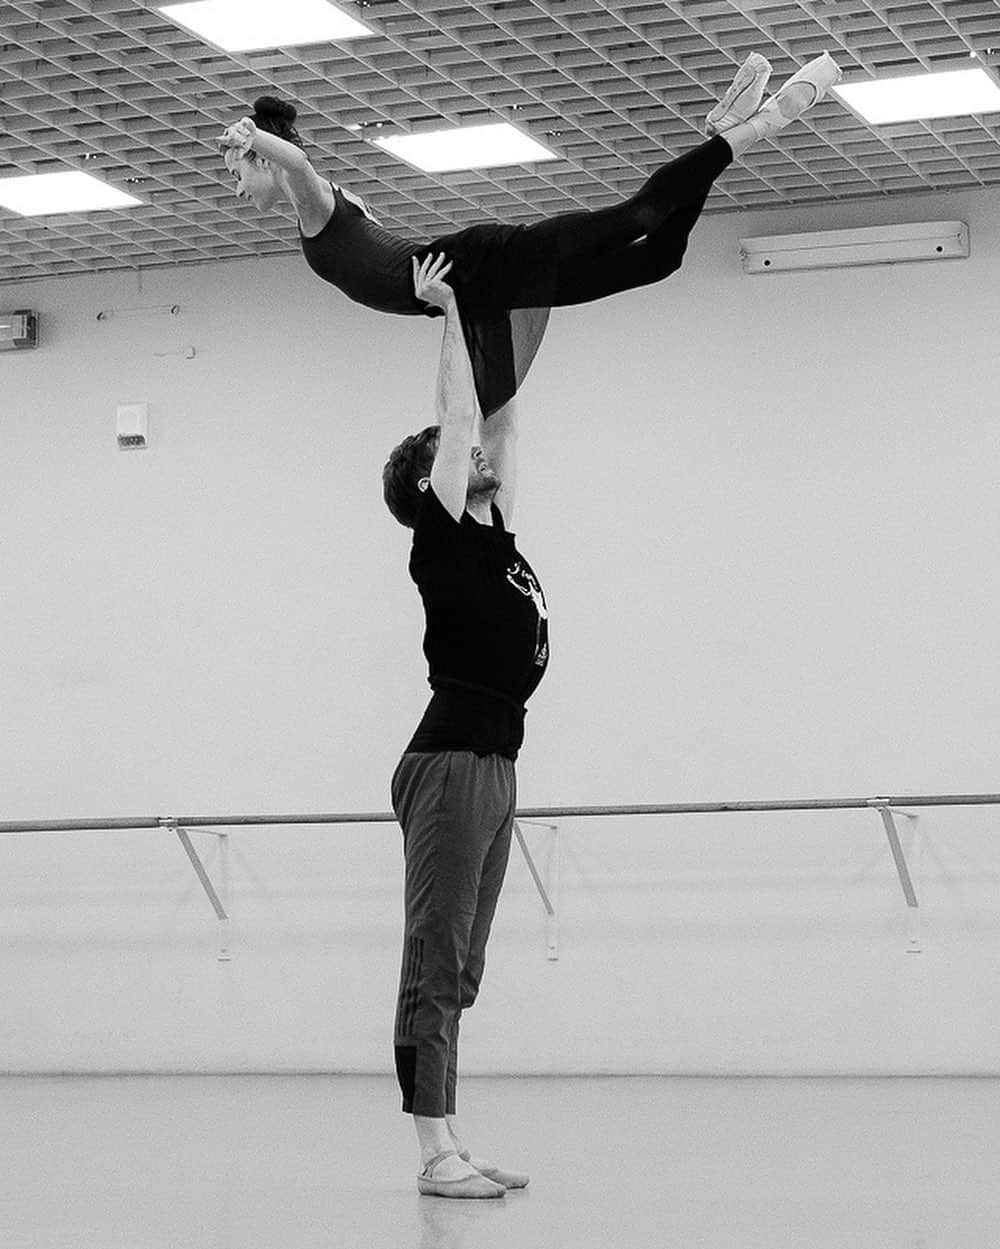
443, 51, 842, 417
547, 176, 715, 306
448, 140, 728, 413
499, 51, 842, 309
526, 135, 734, 293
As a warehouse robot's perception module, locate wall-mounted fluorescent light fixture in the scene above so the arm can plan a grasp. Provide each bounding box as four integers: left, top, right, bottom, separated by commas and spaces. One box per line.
0, 171, 144, 216
740, 221, 969, 274
372, 123, 558, 173
157, 0, 372, 52
833, 66, 1000, 125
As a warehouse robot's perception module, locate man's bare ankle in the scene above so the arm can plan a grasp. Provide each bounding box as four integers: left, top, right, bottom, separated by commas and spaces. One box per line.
414, 1114, 454, 1164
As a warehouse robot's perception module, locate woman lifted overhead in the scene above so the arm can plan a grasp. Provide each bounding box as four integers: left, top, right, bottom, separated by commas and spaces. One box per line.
219, 52, 841, 418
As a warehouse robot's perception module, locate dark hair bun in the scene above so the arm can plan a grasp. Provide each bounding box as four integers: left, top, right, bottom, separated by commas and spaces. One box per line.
252, 96, 297, 123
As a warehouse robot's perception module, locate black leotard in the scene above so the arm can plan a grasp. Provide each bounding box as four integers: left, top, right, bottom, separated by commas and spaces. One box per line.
299, 183, 552, 418
298, 139, 735, 416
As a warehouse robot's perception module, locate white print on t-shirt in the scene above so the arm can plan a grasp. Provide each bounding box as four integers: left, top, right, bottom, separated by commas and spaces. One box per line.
506, 560, 548, 620
506, 560, 549, 670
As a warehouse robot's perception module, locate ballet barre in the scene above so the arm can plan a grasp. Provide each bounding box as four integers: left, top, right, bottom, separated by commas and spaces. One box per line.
3, 793, 999, 962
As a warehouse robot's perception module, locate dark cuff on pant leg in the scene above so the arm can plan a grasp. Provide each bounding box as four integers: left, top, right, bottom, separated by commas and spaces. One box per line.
395, 1044, 416, 1115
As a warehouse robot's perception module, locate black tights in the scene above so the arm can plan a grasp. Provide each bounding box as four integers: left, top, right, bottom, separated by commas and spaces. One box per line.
450, 135, 735, 417
526, 135, 733, 305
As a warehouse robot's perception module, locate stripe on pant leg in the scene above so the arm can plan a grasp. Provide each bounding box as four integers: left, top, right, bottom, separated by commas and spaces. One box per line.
397, 934, 424, 1040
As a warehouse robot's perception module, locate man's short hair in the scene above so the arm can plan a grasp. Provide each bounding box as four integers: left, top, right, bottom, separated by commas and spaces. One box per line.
382, 425, 440, 529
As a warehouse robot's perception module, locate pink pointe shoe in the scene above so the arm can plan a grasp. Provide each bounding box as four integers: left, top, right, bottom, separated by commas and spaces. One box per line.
750, 51, 843, 135
416, 1149, 506, 1198
771, 51, 842, 109
706, 52, 773, 136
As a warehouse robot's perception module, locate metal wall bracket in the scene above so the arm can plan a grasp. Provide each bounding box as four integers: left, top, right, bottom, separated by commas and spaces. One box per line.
159, 818, 232, 961
867, 799, 921, 954
513, 820, 561, 960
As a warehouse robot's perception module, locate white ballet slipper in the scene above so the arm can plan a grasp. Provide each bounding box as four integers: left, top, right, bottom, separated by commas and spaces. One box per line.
416, 1149, 506, 1199
706, 52, 773, 136
458, 1148, 530, 1189
748, 51, 843, 138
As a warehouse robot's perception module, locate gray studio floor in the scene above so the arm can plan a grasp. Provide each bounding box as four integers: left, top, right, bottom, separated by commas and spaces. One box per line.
1, 1074, 997, 1249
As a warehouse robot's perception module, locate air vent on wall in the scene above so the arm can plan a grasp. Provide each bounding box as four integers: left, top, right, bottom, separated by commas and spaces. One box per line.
117, 403, 149, 450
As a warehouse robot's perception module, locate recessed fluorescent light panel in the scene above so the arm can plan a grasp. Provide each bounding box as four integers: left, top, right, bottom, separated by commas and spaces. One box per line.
0, 171, 144, 216
157, 0, 372, 52
834, 67, 1000, 125
373, 123, 557, 173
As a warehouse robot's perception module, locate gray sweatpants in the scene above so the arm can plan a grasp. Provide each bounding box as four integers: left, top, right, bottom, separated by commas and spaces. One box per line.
391, 750, 516, 1118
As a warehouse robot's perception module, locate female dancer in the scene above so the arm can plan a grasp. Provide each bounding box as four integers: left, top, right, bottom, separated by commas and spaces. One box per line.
219, 52, 841, 417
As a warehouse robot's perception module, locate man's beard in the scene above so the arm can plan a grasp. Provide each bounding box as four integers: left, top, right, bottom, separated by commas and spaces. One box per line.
468, 469, 500, 500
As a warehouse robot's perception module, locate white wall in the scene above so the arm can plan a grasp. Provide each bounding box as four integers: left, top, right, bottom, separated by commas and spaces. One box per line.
2, 186, 999, 1075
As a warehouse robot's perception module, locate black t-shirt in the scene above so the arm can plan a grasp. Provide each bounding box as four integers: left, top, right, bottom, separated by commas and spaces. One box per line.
405, 485, 549, 761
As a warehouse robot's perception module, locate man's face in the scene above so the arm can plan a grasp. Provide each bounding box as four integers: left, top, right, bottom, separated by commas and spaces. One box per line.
416, 436, 500, 500
467, 445, 500, 497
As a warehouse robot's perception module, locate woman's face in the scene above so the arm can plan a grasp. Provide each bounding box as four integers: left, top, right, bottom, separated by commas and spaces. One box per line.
228, 150, 282, 211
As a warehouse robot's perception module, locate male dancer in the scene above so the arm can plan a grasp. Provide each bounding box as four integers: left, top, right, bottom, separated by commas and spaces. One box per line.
379, 50, 843, 1196
382, 253, 549, 1198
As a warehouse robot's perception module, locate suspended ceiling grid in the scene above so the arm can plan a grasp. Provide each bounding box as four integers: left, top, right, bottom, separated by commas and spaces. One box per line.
1, 0, 998, 282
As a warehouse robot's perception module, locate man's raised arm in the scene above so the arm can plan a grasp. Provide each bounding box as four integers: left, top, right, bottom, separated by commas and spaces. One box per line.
414, 253, 519, 527
413, 254, 481, 523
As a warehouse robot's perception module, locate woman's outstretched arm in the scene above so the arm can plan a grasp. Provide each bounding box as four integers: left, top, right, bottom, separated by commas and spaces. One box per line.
219, 116, 307, 174
219, 116, 334, 229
